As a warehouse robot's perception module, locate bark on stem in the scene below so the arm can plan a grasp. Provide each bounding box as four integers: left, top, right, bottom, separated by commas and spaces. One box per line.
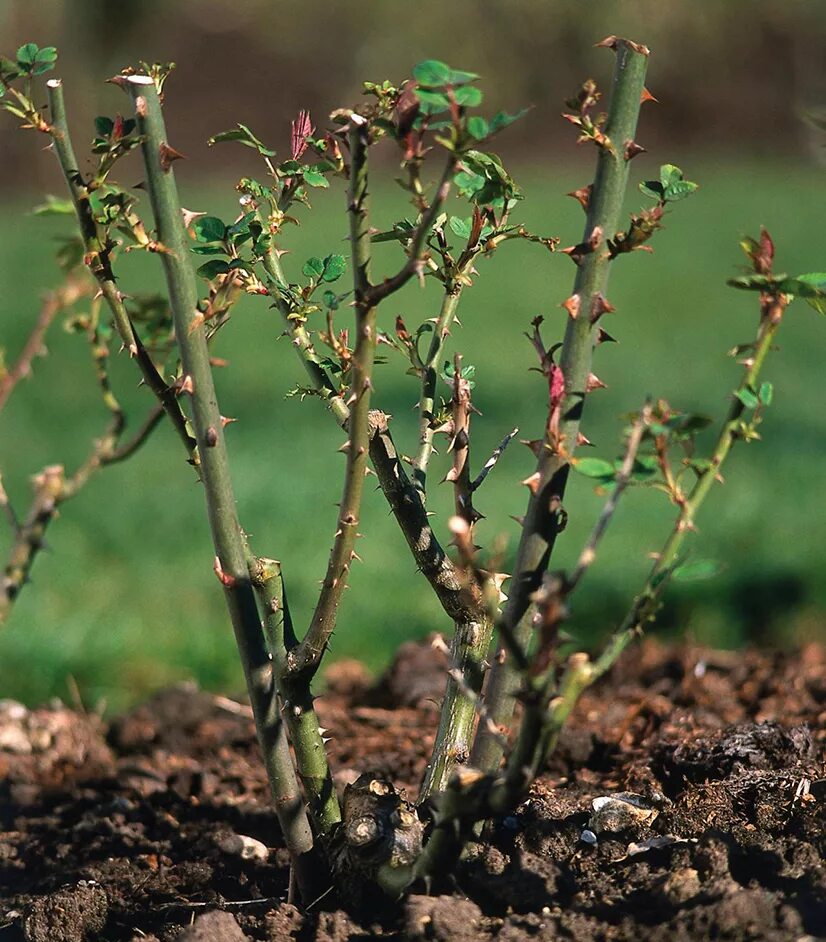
472, 40, 649, 774
125, 76, 318, 896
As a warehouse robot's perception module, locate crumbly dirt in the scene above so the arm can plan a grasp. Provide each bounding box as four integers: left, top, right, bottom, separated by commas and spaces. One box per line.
1, 640, 824, 941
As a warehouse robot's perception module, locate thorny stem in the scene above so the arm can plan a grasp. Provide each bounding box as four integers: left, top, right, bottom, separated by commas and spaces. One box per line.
416, 405, 649, 882
291, 119, 377, 677
251, 558, 341, 835
258, 219, 350, 428
472, 39, 649, 774
512, 291, 787, 797
505, 403, 650, 788
412, 288, 463, 495
45, 79, 196, 461
418, 353, 491, 801
366, 155, 457, 306
125, 76, 318, 894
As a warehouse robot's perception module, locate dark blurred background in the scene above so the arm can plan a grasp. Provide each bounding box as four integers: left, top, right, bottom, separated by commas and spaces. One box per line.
1, 0, 825, 710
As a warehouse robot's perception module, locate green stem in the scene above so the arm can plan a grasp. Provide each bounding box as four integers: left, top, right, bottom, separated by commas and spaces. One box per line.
251, 558, 341, 836
412, 286, 463, 496
258, 218, 350, 428
125, 76, 318, 894
291, 119, 378, 677
45, 79, 196, 460
531, 295, 787, 767
472, 40, 649, 774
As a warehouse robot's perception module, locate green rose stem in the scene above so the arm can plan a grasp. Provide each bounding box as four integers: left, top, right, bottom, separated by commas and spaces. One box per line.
250, 558, 341, 835
288, 118, 378, 676
124, 76, 319, 898
510, 281, 788, 796
472, 39, 649, 775
44, 79, 195, 459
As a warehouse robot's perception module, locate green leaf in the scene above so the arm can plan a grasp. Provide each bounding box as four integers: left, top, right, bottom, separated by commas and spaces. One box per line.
489, 109, 529, 133
777, 272, 826, 314
467, 116, 490, 140
453, 85, 482, 107
207, 123, 275, 157
31, 46, 57, 75
196, 259, 230, 280
758, 381, 773, 406
94, 116, 114, 138
302, 166, 329, 188
16, 43, 39, 67
573, 457, 616, 479
659, 164, 683, 188
673, 559, 723, 582
191, 216, 226, 243
727, 274, 777, 292
735, 386, 760, 409
664, 179, 699, 202
322, 289, 339, 310
639, 180, 665, 201
413, 60, 452, 87
448, 216, 472, 239
320, 254, 347, 283
190, 243, 227, 256
31, 195, 74, 216
416, 88, 451, 115
302, 257, 325, 279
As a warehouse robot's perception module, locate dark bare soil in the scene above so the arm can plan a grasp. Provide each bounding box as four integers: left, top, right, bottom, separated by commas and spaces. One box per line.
1, 640, 824, 941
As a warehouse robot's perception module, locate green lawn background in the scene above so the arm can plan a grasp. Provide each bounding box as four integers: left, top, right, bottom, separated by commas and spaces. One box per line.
1, 156, 824, 710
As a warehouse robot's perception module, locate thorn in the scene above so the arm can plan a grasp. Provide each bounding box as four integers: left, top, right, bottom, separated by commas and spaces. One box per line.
561, 294, 581, 320
590, 294, 616, 323
220, 415, 237, 428
213, 556, 237, 588
181, 207, 207, 228
350, 551, 362, 563
521, 471, 541, 494
576, 431, 593, 447
624, 140, 646, 161
338, 440, 351, 453
640, 87, 658, 105
586, 373, 607, 392
510, 514, 525, 527
520, 439, 544, 458
159, 141, 187, 172
317, 727, 328, 736
322, 737, 332, 744
178, 374, 194, 395
364, 466, 376, 477
567, 185, 592, 212
596, 327, 618, 345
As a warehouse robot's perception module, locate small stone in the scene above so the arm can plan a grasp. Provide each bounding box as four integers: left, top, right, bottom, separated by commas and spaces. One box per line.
215, 831, 269, 861
178, 910, 249, 941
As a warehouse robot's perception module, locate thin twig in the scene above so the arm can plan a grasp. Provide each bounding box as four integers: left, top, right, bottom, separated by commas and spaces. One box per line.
292, 117, 379, 677
0, 276, 87, 413
365, 155, 457, 306
470, 426, 519, 494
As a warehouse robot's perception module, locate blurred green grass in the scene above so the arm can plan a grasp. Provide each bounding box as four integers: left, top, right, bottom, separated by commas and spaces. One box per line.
1, 156, 825, 711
